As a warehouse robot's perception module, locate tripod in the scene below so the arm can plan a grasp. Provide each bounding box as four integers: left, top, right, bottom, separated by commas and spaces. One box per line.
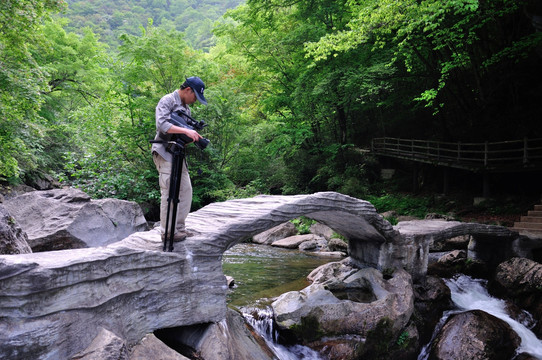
151, 138, 186, 252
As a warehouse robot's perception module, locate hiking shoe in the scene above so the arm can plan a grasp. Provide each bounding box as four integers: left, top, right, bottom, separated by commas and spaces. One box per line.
161, 232, 187, 243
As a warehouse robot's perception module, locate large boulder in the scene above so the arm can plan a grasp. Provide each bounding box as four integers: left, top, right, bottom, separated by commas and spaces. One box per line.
0, 204, 31, 254
252, 221, 298, 245
429, 310, 521, 360
3, 188, 148, 251
272, 260, 414, 357
491, 257, 542, 337
155, 308, 275, 360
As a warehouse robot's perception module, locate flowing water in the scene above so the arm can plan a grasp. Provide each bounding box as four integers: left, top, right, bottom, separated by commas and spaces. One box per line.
418, 275, 542, 360
222, 243, 334, 359
224, 245, 542, 359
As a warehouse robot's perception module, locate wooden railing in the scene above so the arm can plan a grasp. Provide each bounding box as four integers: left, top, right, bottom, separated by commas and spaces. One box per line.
371, 137, 542, 172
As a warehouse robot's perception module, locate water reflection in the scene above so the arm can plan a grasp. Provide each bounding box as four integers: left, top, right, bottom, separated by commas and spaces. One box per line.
222, 243, 335, 307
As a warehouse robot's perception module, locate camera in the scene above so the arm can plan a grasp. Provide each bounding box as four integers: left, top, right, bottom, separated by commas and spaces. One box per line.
169, 110, 210, 150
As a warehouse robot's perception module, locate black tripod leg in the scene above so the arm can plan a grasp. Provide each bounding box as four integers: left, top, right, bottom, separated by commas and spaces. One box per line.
164, 146, 185, 252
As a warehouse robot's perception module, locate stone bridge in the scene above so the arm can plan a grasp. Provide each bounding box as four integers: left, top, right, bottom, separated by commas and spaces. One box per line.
0, 192, 526, 359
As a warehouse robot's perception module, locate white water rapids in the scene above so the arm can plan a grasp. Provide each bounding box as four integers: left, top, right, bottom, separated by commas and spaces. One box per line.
419, 275, 542, 360
242, 307, 325, 360
243, 275, 542, 360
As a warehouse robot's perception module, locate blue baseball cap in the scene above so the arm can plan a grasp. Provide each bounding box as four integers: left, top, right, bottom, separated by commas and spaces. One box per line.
184, 76, 207, 105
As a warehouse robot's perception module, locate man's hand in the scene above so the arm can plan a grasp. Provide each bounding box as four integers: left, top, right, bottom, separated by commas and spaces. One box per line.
167, 125, 202, 143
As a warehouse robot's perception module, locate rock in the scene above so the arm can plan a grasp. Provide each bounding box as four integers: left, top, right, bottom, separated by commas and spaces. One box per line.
70, 328, 128, 360
430, 235, 471, 252
272, 265, 414, 344
70, 329, 131, 360
252, 221, 298, 244
0, 191, 527, 359
130, 334, 190, 360
328, 238, 348, 252
437, 249, 467, 264
0, 204, 31, 254
3, 188, 149, 251
492, 257, 542, 337
298, 238, 328, 251
412, 276, 452, 344
429, 310, 521, 360
271, 234, 324, 249
309, 223, 334, 239
155, 308, 275, 360
395, 219, 520, 280
308, 251, 347, 258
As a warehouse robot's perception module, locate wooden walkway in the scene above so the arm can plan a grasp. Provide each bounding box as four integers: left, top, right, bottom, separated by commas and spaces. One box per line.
371, 137, 542, 173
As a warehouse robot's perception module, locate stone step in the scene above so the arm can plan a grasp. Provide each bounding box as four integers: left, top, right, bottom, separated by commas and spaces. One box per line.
528, 210, 542, 217
512, 227, 542, 236
520, 216, 542, 223
534, 204, 542, 211
513, 222, 542, 230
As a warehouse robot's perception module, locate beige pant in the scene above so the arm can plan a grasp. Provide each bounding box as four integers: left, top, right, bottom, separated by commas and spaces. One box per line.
153, 152, 192, 235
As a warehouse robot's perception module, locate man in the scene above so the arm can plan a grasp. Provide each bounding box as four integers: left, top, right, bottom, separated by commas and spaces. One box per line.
151, 76, 207, 242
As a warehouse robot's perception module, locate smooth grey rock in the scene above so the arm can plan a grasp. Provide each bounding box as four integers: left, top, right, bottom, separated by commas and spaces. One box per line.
272, 234, 324, 249
394, 219, 522, 279
70, 328, 128, 360
309, 223, 334, 239
155, 308, 275, 360
130, 334, 189, 360
272, 265, 414, 341
0, 204, 31, 254
328, 238, 348, 252
0, 192, 524, 359
3, 188, 149, 251
429, 310, 521, 360
252, 221, 298, 244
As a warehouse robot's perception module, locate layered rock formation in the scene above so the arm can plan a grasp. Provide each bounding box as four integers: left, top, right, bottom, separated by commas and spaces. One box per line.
0, 191, 533, 359
3, 188, 149, 251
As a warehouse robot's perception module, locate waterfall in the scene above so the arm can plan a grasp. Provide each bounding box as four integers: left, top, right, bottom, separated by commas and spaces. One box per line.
242, 306, 325, 360
418, 275, 542, 360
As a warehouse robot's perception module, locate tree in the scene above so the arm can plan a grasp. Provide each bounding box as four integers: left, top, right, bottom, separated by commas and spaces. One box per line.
0, 0, 66, 181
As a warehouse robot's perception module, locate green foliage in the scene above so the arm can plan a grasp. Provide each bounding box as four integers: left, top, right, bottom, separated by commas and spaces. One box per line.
60, 0, 244, 51
367, 193, 447, 219
290, 217, 316, 235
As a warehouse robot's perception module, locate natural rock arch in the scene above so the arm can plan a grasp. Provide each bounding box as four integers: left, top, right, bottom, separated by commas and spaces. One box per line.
0, 191, 524, 359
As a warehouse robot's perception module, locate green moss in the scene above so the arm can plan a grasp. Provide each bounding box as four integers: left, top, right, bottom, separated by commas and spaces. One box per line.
290, 315, 325, 343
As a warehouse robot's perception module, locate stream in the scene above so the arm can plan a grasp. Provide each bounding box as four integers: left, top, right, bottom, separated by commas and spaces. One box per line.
223, 244, 542, 359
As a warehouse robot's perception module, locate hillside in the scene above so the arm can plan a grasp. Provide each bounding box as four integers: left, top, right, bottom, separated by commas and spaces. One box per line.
60, 0, 244, 50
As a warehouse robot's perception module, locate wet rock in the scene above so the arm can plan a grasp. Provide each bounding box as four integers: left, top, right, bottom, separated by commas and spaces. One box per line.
0, 204, 31, 254
413, 276, 452, 344
429, 310, 521, 360
492, 257, 542, 337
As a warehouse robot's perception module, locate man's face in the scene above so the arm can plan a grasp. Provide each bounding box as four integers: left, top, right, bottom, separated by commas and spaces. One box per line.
186, 87, 197, 105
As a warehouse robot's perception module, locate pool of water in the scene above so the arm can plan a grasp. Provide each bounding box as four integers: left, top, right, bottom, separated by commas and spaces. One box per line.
222, 243, 336, 307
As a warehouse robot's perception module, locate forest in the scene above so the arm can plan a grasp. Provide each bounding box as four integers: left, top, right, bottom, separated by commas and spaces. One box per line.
1, 0, 542, 220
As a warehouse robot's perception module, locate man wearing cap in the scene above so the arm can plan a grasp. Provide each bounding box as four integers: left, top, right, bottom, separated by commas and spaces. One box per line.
152, 76, 207, 242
